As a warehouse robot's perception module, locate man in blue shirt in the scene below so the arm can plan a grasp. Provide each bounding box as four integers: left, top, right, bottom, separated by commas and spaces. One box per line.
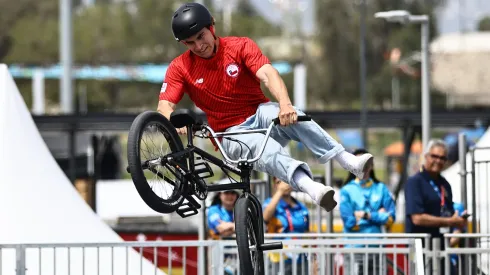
405, 139, 466, 238
405, 139, 467, 274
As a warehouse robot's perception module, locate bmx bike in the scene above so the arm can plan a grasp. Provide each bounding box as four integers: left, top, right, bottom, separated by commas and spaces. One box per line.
126, 109, 311, 274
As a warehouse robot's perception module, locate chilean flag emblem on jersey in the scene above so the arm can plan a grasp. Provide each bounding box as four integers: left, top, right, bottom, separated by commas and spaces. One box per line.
226, 63, 239, 78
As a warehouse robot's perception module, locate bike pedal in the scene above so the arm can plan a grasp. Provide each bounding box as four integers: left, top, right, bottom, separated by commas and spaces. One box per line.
183, 194, 202, 209
176, 203, 199, 218
259, 242, 283, 251
193, 162, 214, 179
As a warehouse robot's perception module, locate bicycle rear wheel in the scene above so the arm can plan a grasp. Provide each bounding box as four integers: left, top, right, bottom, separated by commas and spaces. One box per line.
234, 195, 264, 275
127, 111, 187, 213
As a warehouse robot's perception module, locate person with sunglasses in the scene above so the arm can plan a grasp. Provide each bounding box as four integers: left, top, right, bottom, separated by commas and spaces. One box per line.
405, 139, 468, 274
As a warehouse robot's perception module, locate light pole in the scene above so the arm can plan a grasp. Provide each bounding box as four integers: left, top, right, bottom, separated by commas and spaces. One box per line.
375, 10, 431, 152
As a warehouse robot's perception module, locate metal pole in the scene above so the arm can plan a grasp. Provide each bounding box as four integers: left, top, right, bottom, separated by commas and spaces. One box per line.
60, 0, 73, 114
421, 20, 431, 151
223, 1, 232, 35
458, 133, 467, 208
293, 63, 307, 110
198, 200, 206, 275
325, 161, 333, 233
360, 0, 368, 149
15, 245, 26, 275
392, 75, 400, 109
471, 148, 477, 233
32, 69, 45, 115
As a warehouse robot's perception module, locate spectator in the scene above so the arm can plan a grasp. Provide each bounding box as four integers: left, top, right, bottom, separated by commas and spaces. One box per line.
339, 148, 396, 275
207, 178, 240, 275
263, 177, 310, 275
404, 139, 467, 274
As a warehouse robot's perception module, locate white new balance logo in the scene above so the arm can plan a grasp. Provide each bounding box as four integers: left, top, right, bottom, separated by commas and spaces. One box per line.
196, 78, 204, 84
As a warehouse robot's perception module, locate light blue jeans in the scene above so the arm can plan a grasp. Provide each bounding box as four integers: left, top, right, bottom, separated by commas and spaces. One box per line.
222, 102, 345, 190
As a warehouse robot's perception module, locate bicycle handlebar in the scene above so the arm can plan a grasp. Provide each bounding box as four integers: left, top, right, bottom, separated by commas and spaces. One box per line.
272, 115, 311, 126
199, 115, 311, 165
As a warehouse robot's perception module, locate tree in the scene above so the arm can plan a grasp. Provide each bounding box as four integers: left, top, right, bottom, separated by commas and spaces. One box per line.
2, 0, 59, 64
214, 0, 281, 40
478, 16, 490, 31
310, 0, 443, 109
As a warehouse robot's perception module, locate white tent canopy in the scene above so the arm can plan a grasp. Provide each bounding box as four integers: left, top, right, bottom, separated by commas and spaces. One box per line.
0, 64, 166, 275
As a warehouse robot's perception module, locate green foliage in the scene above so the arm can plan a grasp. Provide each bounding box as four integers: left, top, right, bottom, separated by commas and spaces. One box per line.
311, 0, 444, 109
478, 16, 490, 31
3, 0, 58, 64
215, 0, 281, 39
3, 0, 448, 112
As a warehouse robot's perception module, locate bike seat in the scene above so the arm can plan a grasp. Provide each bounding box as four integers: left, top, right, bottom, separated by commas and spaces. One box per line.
170, 109, 203, 128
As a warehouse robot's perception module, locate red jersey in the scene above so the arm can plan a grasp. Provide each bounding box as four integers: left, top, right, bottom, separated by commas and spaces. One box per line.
159, 36, 271, 132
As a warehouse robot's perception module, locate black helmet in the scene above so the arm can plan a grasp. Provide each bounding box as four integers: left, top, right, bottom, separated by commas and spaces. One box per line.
171, 3, 214, 41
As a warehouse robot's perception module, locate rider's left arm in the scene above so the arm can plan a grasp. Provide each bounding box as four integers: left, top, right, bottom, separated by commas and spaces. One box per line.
256, 64, 292, 108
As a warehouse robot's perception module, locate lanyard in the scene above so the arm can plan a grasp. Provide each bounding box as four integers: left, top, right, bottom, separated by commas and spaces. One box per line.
429, 180, 445, 207
220, 205, 233, 221
284, 208, 295, 233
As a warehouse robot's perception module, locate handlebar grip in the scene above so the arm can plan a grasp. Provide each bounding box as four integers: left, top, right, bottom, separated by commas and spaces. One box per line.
272, 115, 311, 125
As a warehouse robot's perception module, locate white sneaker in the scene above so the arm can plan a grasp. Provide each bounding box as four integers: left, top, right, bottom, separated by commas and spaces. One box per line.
317, 186, 337, 212
353, 153, 374, 180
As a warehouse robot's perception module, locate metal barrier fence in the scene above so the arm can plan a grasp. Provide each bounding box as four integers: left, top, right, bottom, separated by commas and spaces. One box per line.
263, 233, 430, 275
11, 232, 490, 275
209, 175, 331, 233
443, 233, 490, 275
0, 240, 222, 275
2, 233, 428, 275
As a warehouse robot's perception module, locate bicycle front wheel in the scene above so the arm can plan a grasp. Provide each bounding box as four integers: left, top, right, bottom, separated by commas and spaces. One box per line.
127, 111, 187, 214
234, 196, 264, 275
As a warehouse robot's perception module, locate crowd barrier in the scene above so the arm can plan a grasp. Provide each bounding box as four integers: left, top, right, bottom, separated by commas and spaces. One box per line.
5, 232, 490, 274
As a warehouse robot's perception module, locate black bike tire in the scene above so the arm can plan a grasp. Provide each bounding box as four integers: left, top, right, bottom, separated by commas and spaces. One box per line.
234, 196, 265, 275
127, 111, 186, 214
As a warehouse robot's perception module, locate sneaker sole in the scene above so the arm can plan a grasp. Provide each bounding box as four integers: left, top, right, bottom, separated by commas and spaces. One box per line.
319, 189, 337, 212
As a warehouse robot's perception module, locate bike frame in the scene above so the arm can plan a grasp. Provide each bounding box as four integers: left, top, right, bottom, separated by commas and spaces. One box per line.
169, 122, 273, 194
163, 116, 309, 195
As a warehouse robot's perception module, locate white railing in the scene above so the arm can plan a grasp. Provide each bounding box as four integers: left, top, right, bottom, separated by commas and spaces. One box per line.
0, 233, 429, 275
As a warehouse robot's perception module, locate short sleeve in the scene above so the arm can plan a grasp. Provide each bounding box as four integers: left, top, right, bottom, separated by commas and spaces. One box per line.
405, 176, 425, 215
262, 198, 274, 212
240, 37, 271, 75
158, 61, 185, 104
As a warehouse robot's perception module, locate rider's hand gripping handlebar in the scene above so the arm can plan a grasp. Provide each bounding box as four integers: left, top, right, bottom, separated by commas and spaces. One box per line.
272, 115, 312, 126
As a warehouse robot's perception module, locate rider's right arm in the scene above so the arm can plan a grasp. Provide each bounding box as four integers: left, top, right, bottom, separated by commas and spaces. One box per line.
157, 100, 176, 121
157, 60, 185, 118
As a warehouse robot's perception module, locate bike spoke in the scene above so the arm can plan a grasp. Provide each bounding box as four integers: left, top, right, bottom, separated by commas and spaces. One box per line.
139, 122, 181, 201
